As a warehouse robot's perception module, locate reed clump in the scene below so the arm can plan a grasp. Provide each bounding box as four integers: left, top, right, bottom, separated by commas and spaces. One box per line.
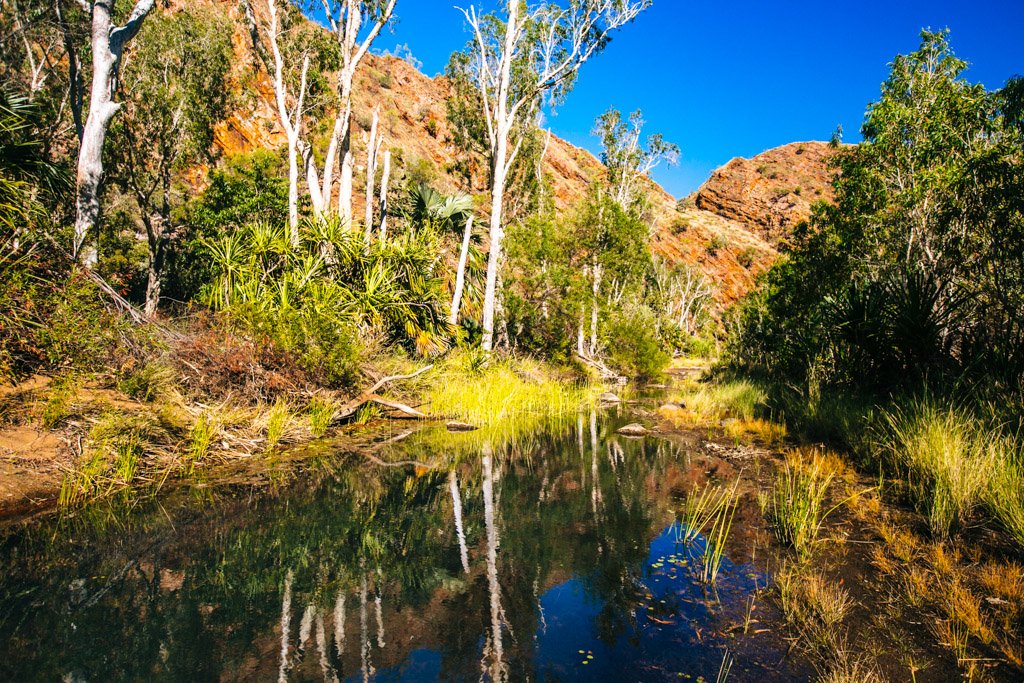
880, 399, 1016, 539
766, 450, 848, 560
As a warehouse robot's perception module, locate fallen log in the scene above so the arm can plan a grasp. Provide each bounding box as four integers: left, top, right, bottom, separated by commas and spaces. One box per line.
334, 365, 435, 421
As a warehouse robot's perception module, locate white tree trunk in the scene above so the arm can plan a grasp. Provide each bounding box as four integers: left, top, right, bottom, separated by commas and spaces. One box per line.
363, 109, 379, 242
577, 304, 587, 357
336, 67, 356, 224
287, 132, 300, 243
481, 156, 508, 351
72, 0, 155, 266
449, 214, 474, 325
377, 149, 391, 240
590, 262, 602, 355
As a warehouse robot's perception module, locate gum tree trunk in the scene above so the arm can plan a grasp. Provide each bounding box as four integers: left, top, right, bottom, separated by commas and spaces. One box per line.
449, 214, 474, 325
72, 0, 155, 265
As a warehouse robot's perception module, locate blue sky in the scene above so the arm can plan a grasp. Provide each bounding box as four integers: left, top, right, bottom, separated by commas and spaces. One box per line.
370, 1, 1023, 197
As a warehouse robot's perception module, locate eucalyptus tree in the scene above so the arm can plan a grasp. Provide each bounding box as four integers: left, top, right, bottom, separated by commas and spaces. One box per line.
310, 0, 398, 225
593, 107, 679, 210
452, 0, 653, 351
56, 0, 156, 266
244, 0, 333, 242
108, 9, 232, 316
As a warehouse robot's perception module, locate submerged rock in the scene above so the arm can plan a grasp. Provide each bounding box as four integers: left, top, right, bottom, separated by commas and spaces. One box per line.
616, 423, 648, 437
446, 421, 478, 432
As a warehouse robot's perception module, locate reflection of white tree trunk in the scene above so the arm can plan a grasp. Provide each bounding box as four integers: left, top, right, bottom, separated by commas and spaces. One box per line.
590, 410, 602, 517
577, 413, 586, 484
334, 590, 346, 661
299, 604, 315, 651
316, 612, 339, 683
360, 568, 373, 683
278, 569, 294, 683
374, 582, 385, 648
482, 446, 506, 682
449, 470, 471, 574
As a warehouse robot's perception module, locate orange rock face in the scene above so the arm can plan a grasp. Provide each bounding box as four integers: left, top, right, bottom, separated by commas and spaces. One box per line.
694, 141, 840, 246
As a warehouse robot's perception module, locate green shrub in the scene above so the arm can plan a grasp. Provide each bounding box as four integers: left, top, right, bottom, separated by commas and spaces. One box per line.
705, 235, 727, 256
604, 304, 669, 378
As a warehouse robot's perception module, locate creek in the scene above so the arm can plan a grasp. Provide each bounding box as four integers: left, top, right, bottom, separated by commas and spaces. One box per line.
0, 403, 812, 682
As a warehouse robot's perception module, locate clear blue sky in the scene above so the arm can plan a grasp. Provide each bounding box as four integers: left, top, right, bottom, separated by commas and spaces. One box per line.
369, 1, 1023, 197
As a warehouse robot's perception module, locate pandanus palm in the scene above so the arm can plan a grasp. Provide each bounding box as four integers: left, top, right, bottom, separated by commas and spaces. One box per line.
0, 89, 68, 230
409, 183, 477, 325
203, 215, 454, 356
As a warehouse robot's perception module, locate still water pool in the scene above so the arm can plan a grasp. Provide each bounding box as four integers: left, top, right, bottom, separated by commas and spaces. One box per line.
0, 411, 810, 681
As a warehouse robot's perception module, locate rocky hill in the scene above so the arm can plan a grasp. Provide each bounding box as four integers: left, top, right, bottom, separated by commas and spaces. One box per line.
694, 141, 840, 247
200, 0, 838, 305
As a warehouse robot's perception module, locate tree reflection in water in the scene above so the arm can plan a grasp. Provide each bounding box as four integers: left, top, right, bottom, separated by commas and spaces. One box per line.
0, 414, 811, 681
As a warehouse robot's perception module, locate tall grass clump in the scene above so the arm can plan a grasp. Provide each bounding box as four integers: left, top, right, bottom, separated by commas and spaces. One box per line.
185, 412, 215, 471
776, 563, 853, 655
987, 453, 1024, 547
700, 483, 739, 586
59, 412, 163, 507
767, 455, 841, 560
424, 351, 594, 433
307, 396, 338, 437
881, 400, 996, 537
264, 398, 292, 448
675, 484, 731, 546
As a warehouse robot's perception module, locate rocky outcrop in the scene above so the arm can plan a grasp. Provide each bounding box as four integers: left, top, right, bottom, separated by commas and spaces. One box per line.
694, 141, 839, 246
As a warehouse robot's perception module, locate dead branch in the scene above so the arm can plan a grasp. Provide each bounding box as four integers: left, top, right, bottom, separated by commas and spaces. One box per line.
334, 365, 435, 420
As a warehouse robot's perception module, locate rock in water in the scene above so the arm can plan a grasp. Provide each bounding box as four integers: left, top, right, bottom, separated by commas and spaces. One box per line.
616, 423, 648, 437
446, 421, 478, 432
599, 392, 622, 404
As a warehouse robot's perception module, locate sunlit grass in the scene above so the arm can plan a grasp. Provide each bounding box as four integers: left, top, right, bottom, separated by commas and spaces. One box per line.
675, 379, 768, 422
307, 396, 338, 437
265, 398, 293, 448
881, 400, 1001, 537
765, 449, 858, 560
423, 351, 596, 433
660, 377, 786, 444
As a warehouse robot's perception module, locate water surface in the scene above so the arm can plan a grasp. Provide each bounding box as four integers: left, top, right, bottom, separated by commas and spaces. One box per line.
0, 410, 809, 681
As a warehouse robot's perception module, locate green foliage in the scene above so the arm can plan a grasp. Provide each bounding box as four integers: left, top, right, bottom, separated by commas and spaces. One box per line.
0, 235, 143, 381
729, 31, 1024, 406
0, 88, 68, 228
604, 304, 669, 378
505, 190, 675, 376
105, 7, 233, 312
202, 217, 453, 384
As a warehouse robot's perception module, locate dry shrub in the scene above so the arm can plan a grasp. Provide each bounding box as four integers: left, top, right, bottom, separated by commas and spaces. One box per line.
171, 319, 311, 403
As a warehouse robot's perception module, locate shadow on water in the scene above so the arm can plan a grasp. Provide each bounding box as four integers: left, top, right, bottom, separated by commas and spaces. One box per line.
0, 409, 812, 682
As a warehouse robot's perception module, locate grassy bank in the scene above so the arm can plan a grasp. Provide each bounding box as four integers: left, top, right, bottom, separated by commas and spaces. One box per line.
676, 369, 1024, 679
4, 338, 599, 514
